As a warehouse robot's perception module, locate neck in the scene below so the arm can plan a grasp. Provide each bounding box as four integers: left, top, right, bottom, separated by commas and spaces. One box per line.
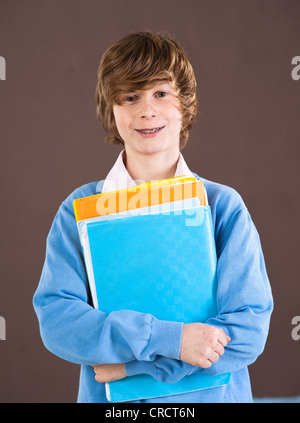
123, 149, 180, 183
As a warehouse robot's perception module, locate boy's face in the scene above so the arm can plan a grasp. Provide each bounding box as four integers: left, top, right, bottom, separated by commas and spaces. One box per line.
113, 82, 182, 157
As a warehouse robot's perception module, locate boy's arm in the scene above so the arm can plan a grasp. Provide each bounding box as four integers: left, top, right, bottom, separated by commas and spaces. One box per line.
33, 201, 183, 366
93, 323, 230, 383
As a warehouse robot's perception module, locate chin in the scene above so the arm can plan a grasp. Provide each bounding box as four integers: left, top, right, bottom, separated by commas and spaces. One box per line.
140, 139, 172, 155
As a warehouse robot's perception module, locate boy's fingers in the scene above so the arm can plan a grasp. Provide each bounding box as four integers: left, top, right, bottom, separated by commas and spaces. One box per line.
217, 329, 231, 347
215, 343, 225, 356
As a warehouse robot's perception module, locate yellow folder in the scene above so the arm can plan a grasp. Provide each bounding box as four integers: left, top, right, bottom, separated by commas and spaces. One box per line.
73, 175, 207, 222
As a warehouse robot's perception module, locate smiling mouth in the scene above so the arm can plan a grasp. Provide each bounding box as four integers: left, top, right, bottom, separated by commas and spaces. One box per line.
135, 126, 165, 134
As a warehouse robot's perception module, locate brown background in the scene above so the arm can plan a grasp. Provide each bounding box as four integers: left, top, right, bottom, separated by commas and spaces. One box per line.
0, 0, 299, 402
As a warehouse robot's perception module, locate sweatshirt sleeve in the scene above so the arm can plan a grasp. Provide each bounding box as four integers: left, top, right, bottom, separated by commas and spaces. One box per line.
125, 206, 273, 383
33, 199, 183, 366
198, 207, 273, 376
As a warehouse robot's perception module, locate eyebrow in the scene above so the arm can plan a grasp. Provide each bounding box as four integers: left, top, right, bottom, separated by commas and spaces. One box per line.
122, 83, 176, 95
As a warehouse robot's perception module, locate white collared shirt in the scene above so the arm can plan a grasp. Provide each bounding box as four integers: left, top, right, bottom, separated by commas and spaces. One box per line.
101, 149, 195, 193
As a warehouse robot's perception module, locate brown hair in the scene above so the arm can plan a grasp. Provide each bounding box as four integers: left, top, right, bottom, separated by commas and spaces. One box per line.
95, 31, 198, 149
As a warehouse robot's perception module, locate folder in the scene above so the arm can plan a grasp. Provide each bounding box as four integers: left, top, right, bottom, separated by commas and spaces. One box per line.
73, 175, 207, 222
73, 178, 231, 402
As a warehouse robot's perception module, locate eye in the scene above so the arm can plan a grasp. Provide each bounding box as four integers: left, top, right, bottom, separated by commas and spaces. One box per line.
123, 95, 137, 103
156, 91, 168, 98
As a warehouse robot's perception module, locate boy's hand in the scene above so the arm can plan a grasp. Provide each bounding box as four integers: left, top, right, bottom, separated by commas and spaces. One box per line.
180, 323, 231, 368
92, 363, 127, 383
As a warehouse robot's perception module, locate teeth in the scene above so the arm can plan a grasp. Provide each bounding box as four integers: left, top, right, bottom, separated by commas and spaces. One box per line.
138, 127, 162, 134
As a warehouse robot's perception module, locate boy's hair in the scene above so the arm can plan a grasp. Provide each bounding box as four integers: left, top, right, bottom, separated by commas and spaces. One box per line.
95, 31, 198, 149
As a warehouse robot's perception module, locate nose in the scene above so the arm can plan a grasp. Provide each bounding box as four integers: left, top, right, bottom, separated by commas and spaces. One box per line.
140, 97, 157, 119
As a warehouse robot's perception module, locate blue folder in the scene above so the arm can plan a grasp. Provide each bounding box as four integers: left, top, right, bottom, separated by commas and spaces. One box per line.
80, 205, 231, 402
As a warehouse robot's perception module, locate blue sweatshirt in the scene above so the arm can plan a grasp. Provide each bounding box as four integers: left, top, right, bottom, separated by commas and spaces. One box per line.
33, 174, 273, 403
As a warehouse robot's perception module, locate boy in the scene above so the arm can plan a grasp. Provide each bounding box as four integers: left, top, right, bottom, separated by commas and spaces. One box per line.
33, 31, 273, 403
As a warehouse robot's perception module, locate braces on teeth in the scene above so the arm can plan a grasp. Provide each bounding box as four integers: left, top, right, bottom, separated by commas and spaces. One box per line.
137, 127, 163, 134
